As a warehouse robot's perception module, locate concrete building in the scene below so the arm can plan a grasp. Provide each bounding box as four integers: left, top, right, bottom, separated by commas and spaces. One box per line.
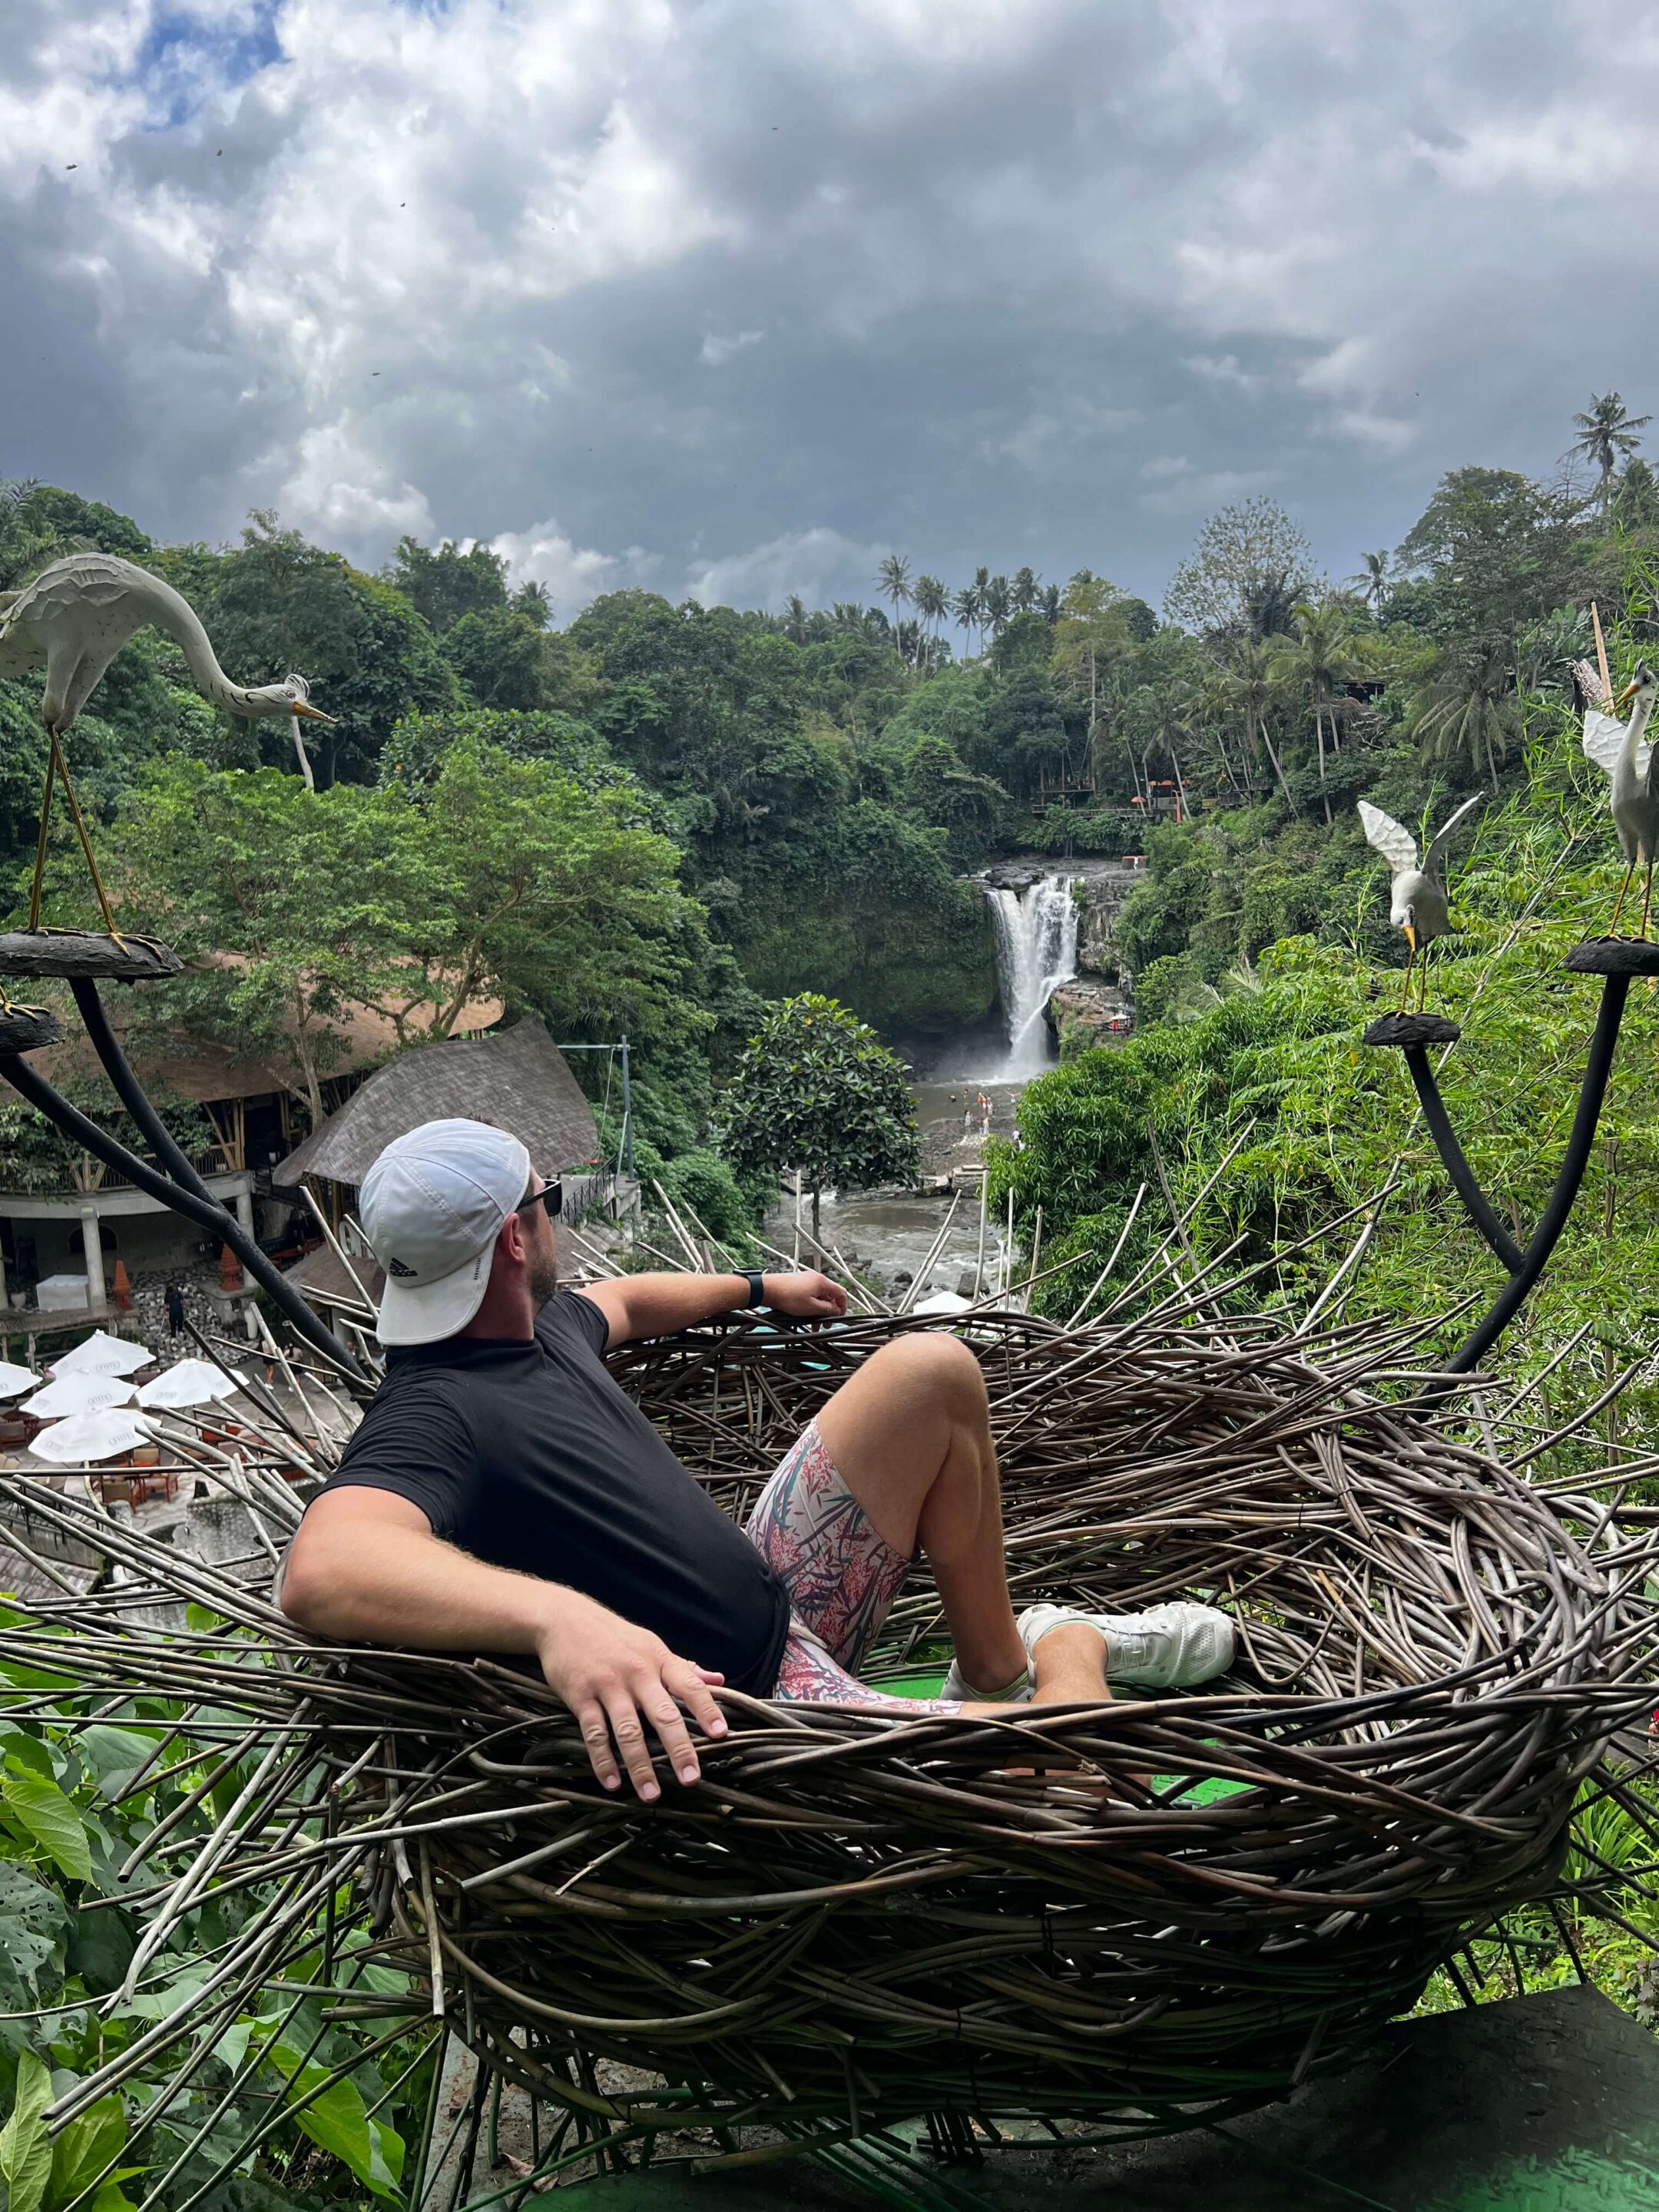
0, 994, 495, 1334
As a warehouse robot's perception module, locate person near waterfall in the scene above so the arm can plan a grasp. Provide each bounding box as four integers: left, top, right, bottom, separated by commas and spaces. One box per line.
278, 1120, 1234, 1801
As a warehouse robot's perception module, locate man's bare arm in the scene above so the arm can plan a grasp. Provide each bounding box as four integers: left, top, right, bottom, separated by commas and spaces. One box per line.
578, 1269, 846, 1347
279, 1487, 727, 1800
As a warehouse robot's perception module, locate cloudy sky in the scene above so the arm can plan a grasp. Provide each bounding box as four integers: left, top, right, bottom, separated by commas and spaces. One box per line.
1, 0, 1650, 618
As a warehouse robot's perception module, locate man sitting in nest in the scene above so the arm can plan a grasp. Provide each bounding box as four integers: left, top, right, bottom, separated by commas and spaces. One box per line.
280, 1119, 1234, 1800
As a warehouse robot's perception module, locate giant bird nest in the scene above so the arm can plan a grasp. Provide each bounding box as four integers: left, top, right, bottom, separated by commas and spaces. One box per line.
0, 1303, 1651, 2159
305, 1308, 1650, 2141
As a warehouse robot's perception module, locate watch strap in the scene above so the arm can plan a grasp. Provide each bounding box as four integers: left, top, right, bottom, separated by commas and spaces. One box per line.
741, 1270, 766, 1309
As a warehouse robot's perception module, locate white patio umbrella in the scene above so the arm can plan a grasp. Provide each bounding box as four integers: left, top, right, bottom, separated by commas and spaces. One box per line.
48, 1330, 151, 1379
0, 1363, 40, 1401
137, 1359, 244, 1411
26, 1410, 153, 1465
23, 1372, 137, 1419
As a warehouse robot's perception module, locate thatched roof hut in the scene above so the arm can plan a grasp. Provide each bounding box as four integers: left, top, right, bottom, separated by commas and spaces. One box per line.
273, 1019, 598, 1191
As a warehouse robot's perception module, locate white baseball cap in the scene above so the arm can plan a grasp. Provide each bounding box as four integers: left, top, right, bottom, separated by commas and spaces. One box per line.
359, 1119, 533, 1346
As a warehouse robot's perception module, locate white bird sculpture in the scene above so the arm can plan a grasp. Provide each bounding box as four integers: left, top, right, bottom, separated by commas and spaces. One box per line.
1358, 793, 1483, 1012
0, 552, 333, 942
1576, 655, 1659, 939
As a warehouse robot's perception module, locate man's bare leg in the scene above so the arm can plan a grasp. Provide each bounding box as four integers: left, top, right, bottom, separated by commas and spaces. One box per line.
813, 1333, 1028, 1695
961, 1622, 1108, 1716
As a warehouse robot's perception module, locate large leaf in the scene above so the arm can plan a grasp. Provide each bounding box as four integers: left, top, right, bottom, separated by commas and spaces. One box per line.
0, 1863, 68, 2008
2, 1770, 90, 1883
75, 1731, 158, 1802
267, 2044, 403, 2197
47, 2097, 127, 2211
0, 2052, 54, 2212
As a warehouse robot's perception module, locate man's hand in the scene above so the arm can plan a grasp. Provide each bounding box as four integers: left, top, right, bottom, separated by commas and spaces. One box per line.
763, 1270, 847, 1320
281, 1491, 730, 1803
535, 1593, 730, 1800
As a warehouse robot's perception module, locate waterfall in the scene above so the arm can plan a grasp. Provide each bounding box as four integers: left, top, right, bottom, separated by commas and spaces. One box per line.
986, 875, 1079, 1075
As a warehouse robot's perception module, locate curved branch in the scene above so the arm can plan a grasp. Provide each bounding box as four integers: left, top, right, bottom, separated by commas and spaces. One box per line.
1401, 1045, 1525, 1274
1448, 975, 1628, 1373
0, 1051, 371, 1384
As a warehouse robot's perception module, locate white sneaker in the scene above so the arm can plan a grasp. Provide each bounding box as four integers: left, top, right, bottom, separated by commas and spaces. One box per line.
1017, 1601, 1234, 1689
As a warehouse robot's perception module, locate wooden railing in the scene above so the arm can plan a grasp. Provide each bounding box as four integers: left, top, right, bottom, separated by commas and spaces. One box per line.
63, 1144, 237, 1196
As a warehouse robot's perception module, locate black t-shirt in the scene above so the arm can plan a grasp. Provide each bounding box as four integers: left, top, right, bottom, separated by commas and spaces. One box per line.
316, 1293, 790, 1696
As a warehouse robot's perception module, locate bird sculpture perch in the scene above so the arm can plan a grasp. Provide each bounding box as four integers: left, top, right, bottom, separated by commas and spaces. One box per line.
1576, 654, 1659, 939
1359, 794, 1483, 1013
0, 553, 333, 953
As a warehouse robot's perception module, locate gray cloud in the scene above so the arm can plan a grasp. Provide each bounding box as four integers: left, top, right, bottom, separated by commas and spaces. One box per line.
2, 0, 1652, 615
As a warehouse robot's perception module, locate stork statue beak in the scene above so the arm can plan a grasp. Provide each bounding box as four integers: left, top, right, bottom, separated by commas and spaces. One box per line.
292, 699, 336, 722
1618, 678, 1640, 707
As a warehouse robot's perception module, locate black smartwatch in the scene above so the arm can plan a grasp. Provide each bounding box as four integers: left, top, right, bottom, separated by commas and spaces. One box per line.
739, 1270, 767, 1309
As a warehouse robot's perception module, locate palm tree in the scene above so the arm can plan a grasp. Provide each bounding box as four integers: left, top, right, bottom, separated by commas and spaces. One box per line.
783, 594, 808, 645
983, 574, 1012, 637
912, 574, 946, 637
1269, 601, 1359, 823
1218, 638, 1297, 813
1406, 641, 1517, 793
969, 567, 991, 652
1039, 583, 1061, 624
1346, 551, 1390, 614
876, 554, 913, 624
1011, 566, 1040, 615
951, 584, 981, 655
1571, 392, 1653, 513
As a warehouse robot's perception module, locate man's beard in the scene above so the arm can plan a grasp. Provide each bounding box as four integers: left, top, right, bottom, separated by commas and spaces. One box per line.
527, 1249, 558, 1310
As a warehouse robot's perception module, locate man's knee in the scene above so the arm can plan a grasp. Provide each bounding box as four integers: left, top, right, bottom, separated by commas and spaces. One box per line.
871, 1331, 986, 1415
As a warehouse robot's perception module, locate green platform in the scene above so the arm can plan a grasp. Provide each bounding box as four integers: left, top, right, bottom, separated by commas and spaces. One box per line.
548, 1986, 1659, 2211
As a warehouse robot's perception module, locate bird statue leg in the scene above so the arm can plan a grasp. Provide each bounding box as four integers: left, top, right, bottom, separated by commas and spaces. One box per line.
25, 744, 55, 933
51, 735, 124, 939
1608, 858, 1637, 939
1418, 940, 1430, 1014
1642, 857, 1655, 942
1397, 923, 1417, 1014
27, 731, 127, 945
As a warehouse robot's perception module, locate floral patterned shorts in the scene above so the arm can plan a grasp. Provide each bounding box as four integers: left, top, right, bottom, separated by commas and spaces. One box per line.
744, 1420, 960, 1714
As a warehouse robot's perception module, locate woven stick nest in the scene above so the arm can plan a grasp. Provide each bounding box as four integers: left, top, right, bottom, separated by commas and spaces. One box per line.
299, 1307, 1648, 2137
0, 1297, 1651, 2158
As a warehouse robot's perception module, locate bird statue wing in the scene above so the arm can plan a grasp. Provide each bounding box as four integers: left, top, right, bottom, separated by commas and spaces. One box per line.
1582, 704, 1630, 780
1423, 792, 1484, 876
0, 598, 42, 679
1357, 800, 1418, 876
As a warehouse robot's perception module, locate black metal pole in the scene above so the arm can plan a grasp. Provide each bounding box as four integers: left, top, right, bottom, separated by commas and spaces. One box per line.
69, 979, 219, 1208
1401, 1045, 1525, 1274
0, 1053, 371, 1384
1446, 975, 1628, 1373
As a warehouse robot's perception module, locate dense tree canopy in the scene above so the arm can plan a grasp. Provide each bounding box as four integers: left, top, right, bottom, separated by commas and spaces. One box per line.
5, 387, 1658, 1205
716, 994, 920, 1232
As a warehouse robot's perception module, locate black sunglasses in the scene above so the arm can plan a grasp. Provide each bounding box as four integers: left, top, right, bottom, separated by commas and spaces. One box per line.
519, 1180, 562, 1221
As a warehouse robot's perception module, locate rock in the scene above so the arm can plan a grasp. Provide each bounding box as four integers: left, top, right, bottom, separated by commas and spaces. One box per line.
1046, 979, 1133, 1047
893, 1270, 913, 1287
955, 1270, 981, 1299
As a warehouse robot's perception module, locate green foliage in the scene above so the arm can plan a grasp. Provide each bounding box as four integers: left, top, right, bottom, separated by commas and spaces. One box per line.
0, 2051, 54, 2212
0, 1642, 428, 2212
71, 743, 710, 1122
717, 995, 920, 1201
440, 604, 559, 708
379, 706, 637, 799
385, 535, 512, 633
994, 669, 1659, 1442
158, 514, 459, 783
